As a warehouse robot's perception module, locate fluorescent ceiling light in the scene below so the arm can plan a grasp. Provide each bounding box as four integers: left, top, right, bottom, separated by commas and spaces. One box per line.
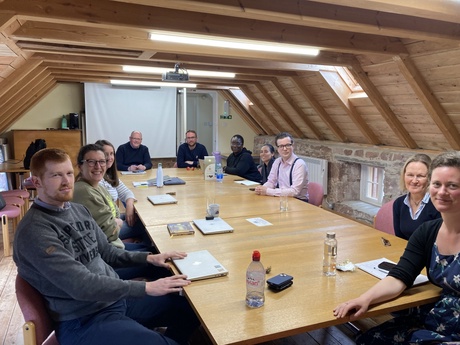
110, 79, 197, 88
123, 65, 235, 78
149, 31, 319, 56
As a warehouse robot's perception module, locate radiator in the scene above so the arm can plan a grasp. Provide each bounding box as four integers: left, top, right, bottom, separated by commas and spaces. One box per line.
298, 156, 328, 192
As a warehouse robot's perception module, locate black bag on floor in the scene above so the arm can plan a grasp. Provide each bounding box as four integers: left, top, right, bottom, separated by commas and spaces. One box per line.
23, 139, 47, 169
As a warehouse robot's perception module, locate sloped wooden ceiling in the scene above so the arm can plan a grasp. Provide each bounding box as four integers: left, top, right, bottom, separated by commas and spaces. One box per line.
0, 0, 460, 150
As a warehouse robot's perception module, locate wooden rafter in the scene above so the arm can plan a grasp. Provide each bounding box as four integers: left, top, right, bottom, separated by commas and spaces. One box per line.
269, 77, 323, 140
319, 70, 380, 145
393, 55, 460, 150
290, 76, 348, 142
348, 61, 418, 149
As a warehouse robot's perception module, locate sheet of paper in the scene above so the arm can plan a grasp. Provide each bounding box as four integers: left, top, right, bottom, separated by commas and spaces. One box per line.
132, 181, 148, 187
246, 217, 273, 227
234, 180, 260, 186
355, 258, 429, 286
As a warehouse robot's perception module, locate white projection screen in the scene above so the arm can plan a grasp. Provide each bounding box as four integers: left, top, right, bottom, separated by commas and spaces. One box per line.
84, 83, 177, 158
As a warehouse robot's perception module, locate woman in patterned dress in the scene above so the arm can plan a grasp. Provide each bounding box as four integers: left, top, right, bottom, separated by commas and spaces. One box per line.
334, 151, 460, 344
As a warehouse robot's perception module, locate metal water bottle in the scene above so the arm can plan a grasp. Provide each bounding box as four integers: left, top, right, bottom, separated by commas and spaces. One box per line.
156, 163, 164, 188
323, 232, 337, 276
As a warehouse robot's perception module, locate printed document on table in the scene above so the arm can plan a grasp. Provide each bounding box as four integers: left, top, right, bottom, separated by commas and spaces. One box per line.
234, 180, 260, 186
356, 257, 429, 286
246, 217, 273, 227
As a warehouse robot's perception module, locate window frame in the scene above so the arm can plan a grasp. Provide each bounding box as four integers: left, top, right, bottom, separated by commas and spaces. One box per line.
360, 165, 385, 206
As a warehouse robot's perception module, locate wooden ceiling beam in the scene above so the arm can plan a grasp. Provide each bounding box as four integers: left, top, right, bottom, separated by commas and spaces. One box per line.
393, 55, 460, 150
269, 77, 323, 140
349, 60, 418, 149
253, 82, 305, 138
111, 0, 460, 43
290, 76, 348, 142
239, 85, 280, 135
2, 0, 409, 55
319, 70, 381, 145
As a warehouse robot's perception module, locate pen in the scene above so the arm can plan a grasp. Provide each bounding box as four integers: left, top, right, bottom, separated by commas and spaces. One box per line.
374, 267, 389, 274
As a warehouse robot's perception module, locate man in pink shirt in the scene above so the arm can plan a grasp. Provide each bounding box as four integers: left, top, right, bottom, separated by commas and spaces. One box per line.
254, 132, 309, 201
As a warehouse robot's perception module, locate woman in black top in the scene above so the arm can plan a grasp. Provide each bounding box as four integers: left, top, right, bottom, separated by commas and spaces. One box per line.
258, 144, 275, 184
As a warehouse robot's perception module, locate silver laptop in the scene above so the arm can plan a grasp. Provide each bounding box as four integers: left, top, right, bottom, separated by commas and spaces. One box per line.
172, 250, 228, 281
193, 217, 234, 235
147, 194, 177, 205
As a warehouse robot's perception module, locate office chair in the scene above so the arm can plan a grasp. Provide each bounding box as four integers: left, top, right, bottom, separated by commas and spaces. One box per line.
15, 275, 59, 345
373, 199, 395, 235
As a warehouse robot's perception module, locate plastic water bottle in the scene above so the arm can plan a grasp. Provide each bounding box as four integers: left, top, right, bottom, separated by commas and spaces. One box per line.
61, 115, 68, 129
214, 151, 223, 182
216, 162, 223, 183
323, 232, 337, 276
246, 250, 265, 308
156, 163, 164, 188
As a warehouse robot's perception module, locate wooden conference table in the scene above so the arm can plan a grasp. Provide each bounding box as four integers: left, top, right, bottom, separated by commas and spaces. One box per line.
122, 169, 441, 345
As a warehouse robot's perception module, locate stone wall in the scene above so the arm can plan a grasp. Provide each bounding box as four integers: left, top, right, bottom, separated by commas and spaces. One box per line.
254, 135, 441, 225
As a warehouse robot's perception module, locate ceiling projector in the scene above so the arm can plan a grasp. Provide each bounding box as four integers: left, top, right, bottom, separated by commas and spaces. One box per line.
162, 63, 189, 82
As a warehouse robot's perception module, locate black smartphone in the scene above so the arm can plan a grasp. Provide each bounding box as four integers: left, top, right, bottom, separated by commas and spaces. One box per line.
377, 261, 396, 271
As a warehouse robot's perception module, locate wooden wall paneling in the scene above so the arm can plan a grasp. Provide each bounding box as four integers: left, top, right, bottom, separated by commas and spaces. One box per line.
11, 129, 82, 164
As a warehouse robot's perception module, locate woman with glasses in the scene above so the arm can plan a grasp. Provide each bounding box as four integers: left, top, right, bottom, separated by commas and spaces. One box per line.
393, 154, 441, 240
223, 134, 262, 182
73, 144, 153, 248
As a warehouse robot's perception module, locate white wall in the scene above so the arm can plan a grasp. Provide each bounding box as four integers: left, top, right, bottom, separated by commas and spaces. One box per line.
5, 82, 257, 157
8, 83, 84, 130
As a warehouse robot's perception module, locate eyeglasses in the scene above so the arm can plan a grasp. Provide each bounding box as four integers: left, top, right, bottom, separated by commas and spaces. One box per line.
277, 143, 293, 149
130, 137, 142, 141
81, 159, 107, 167
405, 174, 427, 181
186, 136, 196, 140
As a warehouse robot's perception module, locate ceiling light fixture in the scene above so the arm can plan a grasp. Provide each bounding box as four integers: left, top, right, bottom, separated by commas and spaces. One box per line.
110, 79, 197, 88
149, 31, 319, 56
122, 65, 235, 78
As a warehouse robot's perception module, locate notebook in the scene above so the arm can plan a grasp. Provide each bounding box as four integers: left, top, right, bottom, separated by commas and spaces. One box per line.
172, 250, 228, 281
193, 217, 234, 235
148, 177, 186, 186
147, 194, 178, 205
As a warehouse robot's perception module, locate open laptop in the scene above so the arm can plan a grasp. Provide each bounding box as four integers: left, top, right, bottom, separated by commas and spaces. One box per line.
147, 194, 177, 205
193, 217, 234, 235
172, 250, 228, 281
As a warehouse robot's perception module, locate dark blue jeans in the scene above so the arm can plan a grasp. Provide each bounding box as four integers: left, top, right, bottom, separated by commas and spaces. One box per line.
56, 294, 199, 345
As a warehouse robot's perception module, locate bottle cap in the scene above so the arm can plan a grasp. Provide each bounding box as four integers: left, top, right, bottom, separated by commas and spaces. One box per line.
326, 232, 336, 239
252, 250, 261, 261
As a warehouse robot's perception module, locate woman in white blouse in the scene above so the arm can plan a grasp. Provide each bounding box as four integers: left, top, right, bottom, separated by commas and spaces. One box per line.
95, 139, 137, 228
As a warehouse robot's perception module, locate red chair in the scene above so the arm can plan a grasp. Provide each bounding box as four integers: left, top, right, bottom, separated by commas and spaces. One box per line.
374, 200, 395, 235
1, 205, 21, 256
307, 182, 324, 207
15, 275, 59, 345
